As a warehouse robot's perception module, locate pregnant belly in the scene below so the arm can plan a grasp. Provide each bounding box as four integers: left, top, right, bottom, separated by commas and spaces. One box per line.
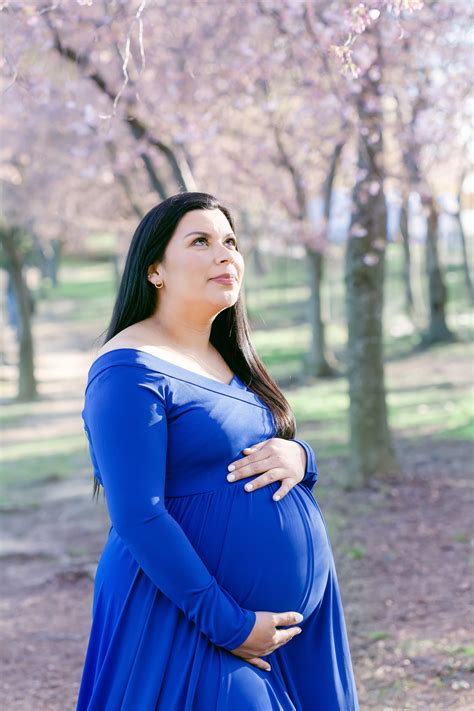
167, 481, 332, 620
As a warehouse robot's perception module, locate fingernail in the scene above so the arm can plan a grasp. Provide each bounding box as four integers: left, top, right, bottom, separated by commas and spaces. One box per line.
227, 474, 235, 482
228, 464, 235, 471
273, 494, 280, 501
294, 613, 304, 622
244, 447, 254, 453
245, 483, 253, 491
266, 665, 271, 672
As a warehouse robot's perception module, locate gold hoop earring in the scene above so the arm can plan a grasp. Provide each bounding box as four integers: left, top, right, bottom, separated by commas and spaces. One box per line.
154, 281, 164, 289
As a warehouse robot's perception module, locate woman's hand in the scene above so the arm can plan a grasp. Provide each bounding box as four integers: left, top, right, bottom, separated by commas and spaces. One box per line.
228, 610, 304, 672
226, 438, 307, 502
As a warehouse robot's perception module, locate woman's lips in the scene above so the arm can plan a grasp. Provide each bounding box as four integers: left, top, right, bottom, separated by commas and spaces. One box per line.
211, 276, 237, 284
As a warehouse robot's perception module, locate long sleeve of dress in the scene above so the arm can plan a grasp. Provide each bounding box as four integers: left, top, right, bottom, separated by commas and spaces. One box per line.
289, 438, 318, 490
82, 365, 256, 651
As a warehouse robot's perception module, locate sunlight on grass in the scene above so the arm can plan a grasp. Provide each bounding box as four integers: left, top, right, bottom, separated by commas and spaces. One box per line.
1, 434, 86, 463
0, 450, 87, 488
387, 386, 474, 439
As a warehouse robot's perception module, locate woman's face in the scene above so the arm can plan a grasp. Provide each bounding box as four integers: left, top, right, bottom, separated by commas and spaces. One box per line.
149, 208, 245, 318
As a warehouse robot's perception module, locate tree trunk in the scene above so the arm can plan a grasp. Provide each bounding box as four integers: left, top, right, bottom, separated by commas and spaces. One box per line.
454, 172, 474, 305
454, 210, 474, 305
0, 226, 38, 401
421, 196, 456, 345
306, 247, 337, 377
399, 99, 456, 347
306, 140, 345, 378
345, 39, 398, 487
272, 116, 340, 378
48, 238, 62, 287
399, 195, 414, 316
31, 234, 62, 287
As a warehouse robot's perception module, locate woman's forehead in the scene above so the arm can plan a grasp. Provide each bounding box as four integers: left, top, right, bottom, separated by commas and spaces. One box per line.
176, 209, 233, 236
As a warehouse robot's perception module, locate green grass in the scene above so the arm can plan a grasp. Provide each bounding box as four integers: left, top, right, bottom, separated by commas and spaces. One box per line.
367, 630, 392, 641
1, 433, 85, 463
0, 438, 88, 489
342, 545, 366, 560
448, 645, 474, 657
387, 383, 474, 439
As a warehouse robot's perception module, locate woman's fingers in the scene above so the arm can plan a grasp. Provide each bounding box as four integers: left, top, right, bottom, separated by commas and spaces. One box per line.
271, 611, 304, 649
231, 611, 303, 665
273, 611, 304, 627
246, 656, 272, 672
274, 626, 303, 647
241, 467, 279, 491
270, 476, 299, 501
226, 438, 302, 500
226, 453, 274, 482
242, 440, 270, 454
250, 473, 297, 500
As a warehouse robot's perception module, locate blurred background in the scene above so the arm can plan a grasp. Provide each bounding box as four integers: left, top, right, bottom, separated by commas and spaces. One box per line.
0, 1, 473, 709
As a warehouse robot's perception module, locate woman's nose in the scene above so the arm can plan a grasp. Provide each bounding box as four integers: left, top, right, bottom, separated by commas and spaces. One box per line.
213, 244, 232, 261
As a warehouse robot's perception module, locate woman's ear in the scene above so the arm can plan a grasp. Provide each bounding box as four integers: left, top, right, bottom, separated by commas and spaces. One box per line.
147, 262, 160, 280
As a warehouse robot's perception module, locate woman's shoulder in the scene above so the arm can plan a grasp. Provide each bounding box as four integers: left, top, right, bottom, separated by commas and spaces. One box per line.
93, 324, 234, 384
92, 326, 174, 367
94, 324, 149, 359
93, 324, 190, 365
87, 328, 173, 396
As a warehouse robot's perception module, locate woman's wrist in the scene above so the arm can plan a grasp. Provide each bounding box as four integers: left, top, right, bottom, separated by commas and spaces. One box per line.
288, 438, 318, 490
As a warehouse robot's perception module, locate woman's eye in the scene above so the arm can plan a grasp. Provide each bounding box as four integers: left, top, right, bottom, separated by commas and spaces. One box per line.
192, 237, 238, 248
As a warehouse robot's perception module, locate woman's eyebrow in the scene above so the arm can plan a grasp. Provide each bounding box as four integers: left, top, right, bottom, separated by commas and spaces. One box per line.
183, 231, 235, 239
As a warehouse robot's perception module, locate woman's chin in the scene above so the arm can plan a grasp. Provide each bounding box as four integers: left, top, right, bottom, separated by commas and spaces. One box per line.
208, 293, 240, 310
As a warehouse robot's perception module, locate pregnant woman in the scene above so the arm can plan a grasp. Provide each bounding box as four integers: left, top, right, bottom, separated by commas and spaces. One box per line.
76, 192, 359, 710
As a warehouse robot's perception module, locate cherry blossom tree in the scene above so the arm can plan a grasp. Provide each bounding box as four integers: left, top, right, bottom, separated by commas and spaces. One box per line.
342, 23, 400, 484
387, 2, 473, 342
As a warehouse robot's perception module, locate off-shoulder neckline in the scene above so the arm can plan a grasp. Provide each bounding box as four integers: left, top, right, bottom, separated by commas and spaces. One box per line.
89, 347, 237, 385
85, 348, 267, 408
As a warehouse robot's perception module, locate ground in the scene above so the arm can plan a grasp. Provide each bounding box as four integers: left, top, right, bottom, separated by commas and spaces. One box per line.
0, 285, 472, 710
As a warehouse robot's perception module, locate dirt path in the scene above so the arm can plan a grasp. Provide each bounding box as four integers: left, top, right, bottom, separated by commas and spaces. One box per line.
1, 292, 472, 709
330, 438, 473, 709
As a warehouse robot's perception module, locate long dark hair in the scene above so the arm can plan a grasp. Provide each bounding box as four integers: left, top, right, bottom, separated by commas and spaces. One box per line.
92, 191, 296, 498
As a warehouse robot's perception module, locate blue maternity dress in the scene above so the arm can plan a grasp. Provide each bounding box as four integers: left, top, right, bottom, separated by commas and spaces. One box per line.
76, 348, 359, 710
